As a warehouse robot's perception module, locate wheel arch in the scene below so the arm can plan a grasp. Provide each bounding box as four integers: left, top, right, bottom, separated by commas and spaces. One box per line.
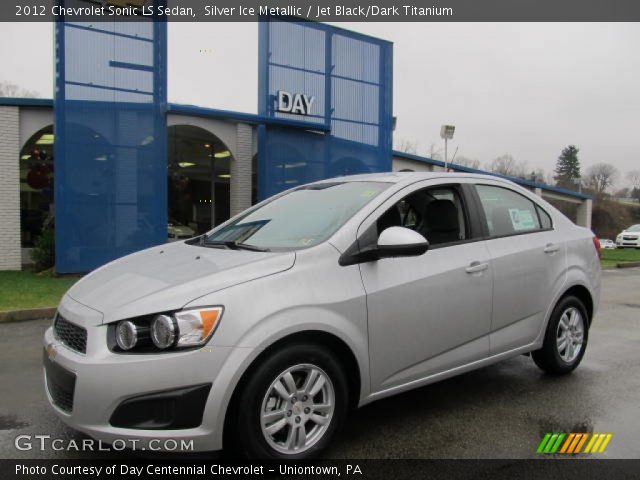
561, 284, 594, 325
222, 329, 362, 449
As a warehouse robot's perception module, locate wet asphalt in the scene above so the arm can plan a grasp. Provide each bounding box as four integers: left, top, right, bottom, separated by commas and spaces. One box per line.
0, 268, 638, 459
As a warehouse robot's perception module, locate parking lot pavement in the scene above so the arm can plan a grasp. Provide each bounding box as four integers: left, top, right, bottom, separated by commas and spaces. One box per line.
0, 268, 638, 459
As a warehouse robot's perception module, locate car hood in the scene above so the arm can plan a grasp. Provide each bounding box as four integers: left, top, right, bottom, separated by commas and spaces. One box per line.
621, 231, 639, 236
66, 241, 295, 324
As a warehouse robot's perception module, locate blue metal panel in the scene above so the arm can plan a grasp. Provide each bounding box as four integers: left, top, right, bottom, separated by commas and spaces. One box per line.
54, 6, 167, 273
258, 19, 393, 200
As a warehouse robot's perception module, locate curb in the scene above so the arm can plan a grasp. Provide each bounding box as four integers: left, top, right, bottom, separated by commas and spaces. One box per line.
0, 307, 56, 324
617, 262, 640, 269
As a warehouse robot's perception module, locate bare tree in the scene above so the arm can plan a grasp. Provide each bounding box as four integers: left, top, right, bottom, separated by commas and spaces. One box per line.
613, 187, 630, 199
488, 154, 527, 178
0, 81, 40, 98
584, 163, 619, 196
626, 169, 640, 202
394, 138, 418, 155
529, 168, 546, 184
453, 156, 481, 169
428, 142, 442, 161
628, 170, 640, 190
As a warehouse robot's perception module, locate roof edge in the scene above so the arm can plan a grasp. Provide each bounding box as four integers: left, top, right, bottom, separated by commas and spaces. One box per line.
392, 150, 591, 200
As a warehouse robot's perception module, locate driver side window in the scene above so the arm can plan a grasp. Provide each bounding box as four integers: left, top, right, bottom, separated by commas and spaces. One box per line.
376, 186, 468, 246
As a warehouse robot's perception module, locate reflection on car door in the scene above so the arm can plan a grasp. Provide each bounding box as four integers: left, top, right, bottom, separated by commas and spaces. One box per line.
360, 183, 493, 394
473, 184, 567, 355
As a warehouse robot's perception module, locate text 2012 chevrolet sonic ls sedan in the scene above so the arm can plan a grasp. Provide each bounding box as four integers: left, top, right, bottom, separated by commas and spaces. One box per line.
44, 172, 601, 458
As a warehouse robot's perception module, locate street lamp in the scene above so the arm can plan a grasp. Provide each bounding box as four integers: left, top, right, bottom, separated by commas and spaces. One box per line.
573, 176, 582, 194
440, 125, 455, 171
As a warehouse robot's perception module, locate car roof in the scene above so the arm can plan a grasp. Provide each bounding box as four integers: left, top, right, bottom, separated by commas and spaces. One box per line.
312, 171, 521, 188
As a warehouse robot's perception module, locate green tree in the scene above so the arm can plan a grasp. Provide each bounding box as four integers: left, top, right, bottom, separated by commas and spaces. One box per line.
554, 145, 581, 189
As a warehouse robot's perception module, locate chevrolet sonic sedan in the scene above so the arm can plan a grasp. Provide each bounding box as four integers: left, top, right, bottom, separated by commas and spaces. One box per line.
44, 172, 601, 459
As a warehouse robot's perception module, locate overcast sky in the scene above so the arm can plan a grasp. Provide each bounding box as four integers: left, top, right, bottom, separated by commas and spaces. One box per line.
1, 22, 639, 183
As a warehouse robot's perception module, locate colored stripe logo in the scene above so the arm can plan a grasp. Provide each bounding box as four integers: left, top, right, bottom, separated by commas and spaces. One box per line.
537, 433, 612, 454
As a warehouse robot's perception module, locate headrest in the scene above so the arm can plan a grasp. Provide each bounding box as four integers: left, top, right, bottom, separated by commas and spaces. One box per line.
425, 199, 458, 232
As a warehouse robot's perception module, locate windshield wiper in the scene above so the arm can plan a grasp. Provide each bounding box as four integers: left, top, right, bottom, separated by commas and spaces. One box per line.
202, 239, 270, 252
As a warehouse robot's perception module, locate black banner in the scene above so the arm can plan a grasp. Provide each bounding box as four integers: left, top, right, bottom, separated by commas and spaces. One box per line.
3, 0, 640, 22
2, 459, 640, 480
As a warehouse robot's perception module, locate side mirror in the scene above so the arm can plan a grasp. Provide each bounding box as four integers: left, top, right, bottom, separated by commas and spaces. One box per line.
377, 226, 429, 258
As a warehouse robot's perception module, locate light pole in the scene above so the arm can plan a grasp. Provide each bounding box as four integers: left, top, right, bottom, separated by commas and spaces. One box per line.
440, 125, 455, 171
573, 176, 582, 194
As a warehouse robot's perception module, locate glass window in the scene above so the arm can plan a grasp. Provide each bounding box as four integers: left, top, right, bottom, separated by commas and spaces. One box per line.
205, 181, 389, 250
376, 186, 468, 246
537, 205, 553, 230
476, 185, 541, 237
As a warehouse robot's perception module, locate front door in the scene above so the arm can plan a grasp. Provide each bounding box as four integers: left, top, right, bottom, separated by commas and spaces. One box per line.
360, 182, 493, 394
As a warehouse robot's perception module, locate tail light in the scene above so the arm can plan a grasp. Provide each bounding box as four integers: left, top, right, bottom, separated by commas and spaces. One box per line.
592, 237, 601, 259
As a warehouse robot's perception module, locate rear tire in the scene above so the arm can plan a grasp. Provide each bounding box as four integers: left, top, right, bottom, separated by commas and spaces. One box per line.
227, 343, 349, 459
532, 295, 589, 375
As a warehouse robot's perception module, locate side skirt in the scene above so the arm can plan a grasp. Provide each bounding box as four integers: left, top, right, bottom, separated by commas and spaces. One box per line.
359, 342, 538, 407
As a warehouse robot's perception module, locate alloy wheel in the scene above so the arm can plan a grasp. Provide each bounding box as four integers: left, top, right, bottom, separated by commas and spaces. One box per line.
260, 363, 335, 455
556, 307, 585, 363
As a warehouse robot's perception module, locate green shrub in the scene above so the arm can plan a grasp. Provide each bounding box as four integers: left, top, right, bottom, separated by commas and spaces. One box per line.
31, 229, 55, 272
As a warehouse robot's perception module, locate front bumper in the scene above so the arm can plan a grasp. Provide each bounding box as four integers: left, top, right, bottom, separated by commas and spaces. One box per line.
616, 237, 640, 247
43, 323, 246, 452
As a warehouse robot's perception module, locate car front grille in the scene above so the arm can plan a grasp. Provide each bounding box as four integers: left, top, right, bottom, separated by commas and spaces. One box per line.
54, 314, 87, 354
622, 236, 638, 241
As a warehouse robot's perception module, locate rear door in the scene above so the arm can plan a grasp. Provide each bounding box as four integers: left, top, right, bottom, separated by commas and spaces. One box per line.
471, 183, 567, 355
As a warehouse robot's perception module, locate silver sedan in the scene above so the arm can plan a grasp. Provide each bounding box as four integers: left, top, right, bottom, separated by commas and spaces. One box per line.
43, 172, 601, 459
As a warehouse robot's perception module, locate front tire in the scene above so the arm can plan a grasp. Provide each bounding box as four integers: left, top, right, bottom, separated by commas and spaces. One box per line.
228, 343, 349, 459
532, 295, 589, 375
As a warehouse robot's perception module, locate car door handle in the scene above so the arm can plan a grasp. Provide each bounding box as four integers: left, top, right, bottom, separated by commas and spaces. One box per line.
465, 261, 489, 274
543, 243, 560, 254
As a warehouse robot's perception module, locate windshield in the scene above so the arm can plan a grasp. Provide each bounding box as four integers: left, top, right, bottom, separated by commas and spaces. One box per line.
626, 224, 640, 232
205, 181, 389, 249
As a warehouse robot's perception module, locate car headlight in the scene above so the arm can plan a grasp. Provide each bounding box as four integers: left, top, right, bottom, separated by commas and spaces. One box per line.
112, 307, 223, 353
151, 314, 177, 349
173, 308, 223, 347
116, 320, 141, 350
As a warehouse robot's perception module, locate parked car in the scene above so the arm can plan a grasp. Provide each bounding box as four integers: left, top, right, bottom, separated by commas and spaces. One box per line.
599, 238, 616, 250
167, 219, 196, 241
616, 224, 640, 248
43, 172, 601, 459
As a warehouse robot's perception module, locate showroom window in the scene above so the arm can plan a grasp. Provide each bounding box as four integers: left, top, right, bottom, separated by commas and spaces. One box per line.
167, 125, 235, 240
475, 184, 543, 237
19, 126, 54, 248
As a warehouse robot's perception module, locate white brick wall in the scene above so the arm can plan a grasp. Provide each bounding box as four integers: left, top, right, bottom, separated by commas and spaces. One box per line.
231, 123, 253, 216
0, 106, 21, 270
